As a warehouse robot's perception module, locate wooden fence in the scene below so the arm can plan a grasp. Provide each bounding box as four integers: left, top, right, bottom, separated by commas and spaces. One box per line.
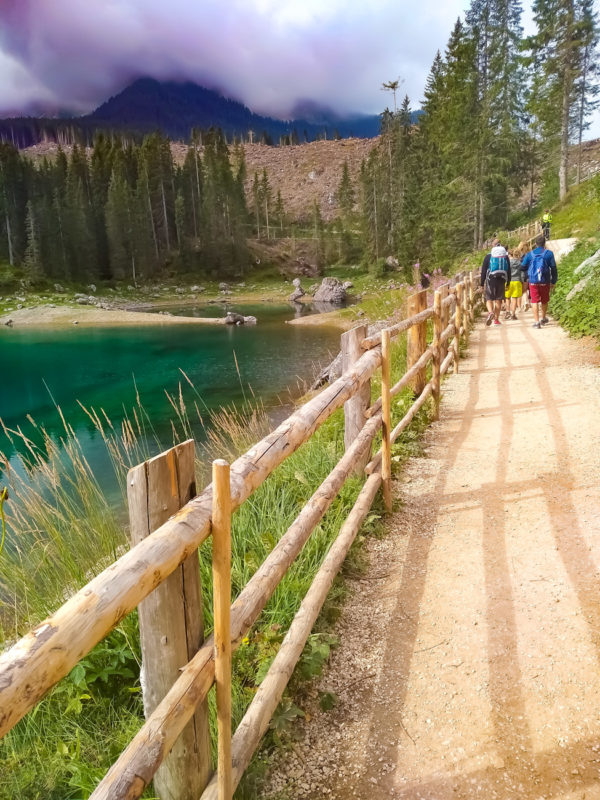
0, 270, 482, 800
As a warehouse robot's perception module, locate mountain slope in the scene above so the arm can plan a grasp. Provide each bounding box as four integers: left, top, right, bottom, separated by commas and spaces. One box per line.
0, 78, 423, 147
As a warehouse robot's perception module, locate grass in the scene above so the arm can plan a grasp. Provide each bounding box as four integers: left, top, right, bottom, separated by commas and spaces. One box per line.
550, 174, 600, 240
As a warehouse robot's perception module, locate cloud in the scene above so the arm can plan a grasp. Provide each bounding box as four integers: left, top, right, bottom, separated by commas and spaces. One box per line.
0, 0, 473, 118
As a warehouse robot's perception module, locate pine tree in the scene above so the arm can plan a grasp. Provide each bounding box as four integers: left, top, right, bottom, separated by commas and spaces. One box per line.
337, 160, 355, 219
573, 0, 600, 182
528, 0, 598, 200
23, 199, 43, 282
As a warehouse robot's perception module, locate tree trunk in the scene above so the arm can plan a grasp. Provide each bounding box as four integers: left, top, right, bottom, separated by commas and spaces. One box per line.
559, 1, 575, 201
161, 180, 171, 251
577, 45, 589, 185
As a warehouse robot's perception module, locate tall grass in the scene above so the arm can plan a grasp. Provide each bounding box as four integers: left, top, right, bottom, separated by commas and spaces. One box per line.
0, 332, 433, 799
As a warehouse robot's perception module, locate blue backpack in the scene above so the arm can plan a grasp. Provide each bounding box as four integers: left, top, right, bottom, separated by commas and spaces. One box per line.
530, 249, 551, 284
489, 254, 508, 278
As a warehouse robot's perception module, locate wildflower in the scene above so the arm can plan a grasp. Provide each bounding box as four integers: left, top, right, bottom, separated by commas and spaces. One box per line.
242, 636, 250, 645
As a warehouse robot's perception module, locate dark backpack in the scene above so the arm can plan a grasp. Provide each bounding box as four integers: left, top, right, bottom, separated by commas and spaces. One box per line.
529, 249, 551, 284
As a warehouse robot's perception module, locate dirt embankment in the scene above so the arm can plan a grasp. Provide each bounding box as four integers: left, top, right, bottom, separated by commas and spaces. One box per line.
23, 138, 377, 223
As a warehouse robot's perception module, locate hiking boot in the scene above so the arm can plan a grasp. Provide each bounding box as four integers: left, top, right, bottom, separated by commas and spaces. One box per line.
504, 311, 511, 320
541, 317, 549, 325
494, 319, 501, 325
532, 322, 541, 329
511, 313, 517, 320
486, 312, 494, 326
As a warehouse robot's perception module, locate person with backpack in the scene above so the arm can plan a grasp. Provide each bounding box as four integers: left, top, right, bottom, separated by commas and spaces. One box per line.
504, 247, 525, 320
521, 234, 557, 329
481, 240, 511, 326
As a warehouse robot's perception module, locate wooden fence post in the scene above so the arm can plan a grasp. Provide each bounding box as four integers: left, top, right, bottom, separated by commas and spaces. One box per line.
407, 288, 428, 395
453, 283, 463, 374
432, 290, 442, 421
462, 278, 470, 343
127, 440, 211, 800
381, 329, 392, 511
212, 459, 233, 800
439, 283, 449, 359
468, 273, 475, 323
341, 324, 371, 474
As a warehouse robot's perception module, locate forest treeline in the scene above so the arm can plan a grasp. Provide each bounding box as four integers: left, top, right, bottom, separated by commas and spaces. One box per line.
0, 0, 598, 286
0, 131, 258, 284
359, 0, 599, 268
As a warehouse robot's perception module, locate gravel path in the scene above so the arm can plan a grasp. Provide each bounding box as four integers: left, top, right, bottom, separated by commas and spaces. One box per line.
262, 309, 600, 799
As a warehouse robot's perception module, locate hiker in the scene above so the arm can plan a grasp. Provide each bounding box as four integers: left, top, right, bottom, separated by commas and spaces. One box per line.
521, 234, 557, 329
517, 241, 530, 310
481, 240, 511, 326
541, 209, 552, 239
504, 247, 524, 320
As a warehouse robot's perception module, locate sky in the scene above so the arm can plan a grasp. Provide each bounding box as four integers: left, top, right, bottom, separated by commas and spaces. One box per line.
0, 0, 597, 138
0, 0, 499, 118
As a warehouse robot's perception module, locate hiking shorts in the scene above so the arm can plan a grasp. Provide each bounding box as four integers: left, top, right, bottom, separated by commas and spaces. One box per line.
505, 281, 522, 299
485, 275, 506, 301
530, 283, 550, 304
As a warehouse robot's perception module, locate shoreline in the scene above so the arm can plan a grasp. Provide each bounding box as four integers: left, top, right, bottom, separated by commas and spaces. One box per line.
1, 296, 356, 330
0, 305, 231, 328
286, 310, 354, 329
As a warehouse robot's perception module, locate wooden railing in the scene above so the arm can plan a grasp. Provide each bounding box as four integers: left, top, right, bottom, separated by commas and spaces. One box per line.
0, 270, 482, 800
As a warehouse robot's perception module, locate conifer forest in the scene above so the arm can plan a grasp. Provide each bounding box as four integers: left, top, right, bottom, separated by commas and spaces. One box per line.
0, 0, 598, 284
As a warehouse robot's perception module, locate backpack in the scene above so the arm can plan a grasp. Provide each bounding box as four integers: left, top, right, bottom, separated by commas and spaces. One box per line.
530, 249, 551, 284
488, 254, 508, 278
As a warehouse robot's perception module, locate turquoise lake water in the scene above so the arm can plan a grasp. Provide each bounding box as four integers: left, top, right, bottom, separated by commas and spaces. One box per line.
0, 304, 340, 499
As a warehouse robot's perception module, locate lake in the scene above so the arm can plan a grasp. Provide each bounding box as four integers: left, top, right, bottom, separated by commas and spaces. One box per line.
0, 304, 340, 500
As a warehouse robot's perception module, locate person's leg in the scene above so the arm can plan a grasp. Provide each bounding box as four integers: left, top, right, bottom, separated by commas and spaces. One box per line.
494, 298, 502, 320
485, 295, 494, 325
511, 297, 518, 317
530, 283, 542, 326
540, 285, 550, 323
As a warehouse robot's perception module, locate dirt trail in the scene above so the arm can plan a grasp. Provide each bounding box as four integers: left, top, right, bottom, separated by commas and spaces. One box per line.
263, 310, 600, 799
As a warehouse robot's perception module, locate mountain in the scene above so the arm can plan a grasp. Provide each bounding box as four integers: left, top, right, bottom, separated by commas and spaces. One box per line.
0, 78, 419, 148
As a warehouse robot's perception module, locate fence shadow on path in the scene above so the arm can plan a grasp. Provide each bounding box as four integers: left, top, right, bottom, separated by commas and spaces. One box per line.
345, 318, 600, 800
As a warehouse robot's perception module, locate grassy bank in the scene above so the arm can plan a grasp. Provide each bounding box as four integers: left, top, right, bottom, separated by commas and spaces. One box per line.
549, 236, 600, 339
0, 324, 436, 799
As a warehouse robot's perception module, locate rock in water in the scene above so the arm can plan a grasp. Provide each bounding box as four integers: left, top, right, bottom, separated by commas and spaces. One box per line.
289, 278, 305, 303
313, 277, 347, 305
224, 312, 257, 325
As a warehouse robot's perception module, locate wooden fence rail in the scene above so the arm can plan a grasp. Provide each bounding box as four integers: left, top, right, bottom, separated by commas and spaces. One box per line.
0, 270, 483, 800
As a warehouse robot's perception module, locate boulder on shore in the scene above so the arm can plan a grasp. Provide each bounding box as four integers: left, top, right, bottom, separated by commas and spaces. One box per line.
313, 277, 347, 305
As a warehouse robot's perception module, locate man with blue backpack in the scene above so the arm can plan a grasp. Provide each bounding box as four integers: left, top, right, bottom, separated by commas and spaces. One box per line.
481, 240, 511, 326
521, 234, 557, 329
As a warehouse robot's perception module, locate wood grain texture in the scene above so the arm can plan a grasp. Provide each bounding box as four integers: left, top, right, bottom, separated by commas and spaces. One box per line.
211, 460, 232, 800
128, 441, 211, 799
406, 289, 428, 394
341, 324, 371, 475
381, 329, 392, 511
